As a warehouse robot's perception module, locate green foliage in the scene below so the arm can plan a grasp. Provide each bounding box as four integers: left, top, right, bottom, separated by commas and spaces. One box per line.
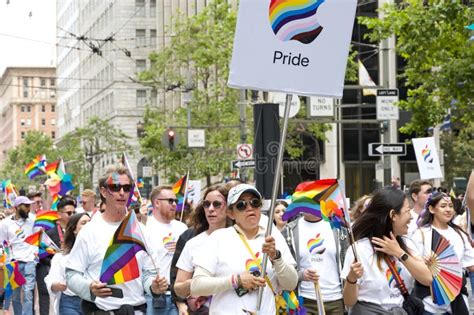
359, 1, 473, 182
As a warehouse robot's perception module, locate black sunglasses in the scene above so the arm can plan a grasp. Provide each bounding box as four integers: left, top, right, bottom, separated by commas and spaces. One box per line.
234, 198, 262, 211
107, 184, 133, 193
157, 198, 179, 205
202, 200, 224, 209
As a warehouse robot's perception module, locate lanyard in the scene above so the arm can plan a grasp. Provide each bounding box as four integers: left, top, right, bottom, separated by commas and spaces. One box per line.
56, 221, 64, 244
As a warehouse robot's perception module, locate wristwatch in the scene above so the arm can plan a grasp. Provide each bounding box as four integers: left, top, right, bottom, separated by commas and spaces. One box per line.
398, 252, 409, 262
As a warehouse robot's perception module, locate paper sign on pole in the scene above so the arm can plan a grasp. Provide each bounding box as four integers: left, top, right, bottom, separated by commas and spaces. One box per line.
228, 0, 357, 97
412, 137, 443, 180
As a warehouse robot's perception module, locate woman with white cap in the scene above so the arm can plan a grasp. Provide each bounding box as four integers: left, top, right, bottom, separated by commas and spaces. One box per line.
190, 184, 298, 314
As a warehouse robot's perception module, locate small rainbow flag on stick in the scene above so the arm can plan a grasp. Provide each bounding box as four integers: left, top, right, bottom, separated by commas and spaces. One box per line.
172, 175, 188, 212
121, 153, 142, 206
99, 210, 148, 285
33, 210, 60, 231
3, 261, 26, 298
24, 230, 60, 258
24, 155, 47, 179
1, 180, 18, 208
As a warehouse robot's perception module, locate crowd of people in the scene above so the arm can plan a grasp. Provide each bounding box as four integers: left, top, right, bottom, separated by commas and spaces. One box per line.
0, 167, 473, 315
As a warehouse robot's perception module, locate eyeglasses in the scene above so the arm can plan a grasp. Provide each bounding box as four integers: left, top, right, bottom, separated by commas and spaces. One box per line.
107, 184, 132, 193
202, 200, 224, 209
157, 198, 179, 205
234, 198, 262, 211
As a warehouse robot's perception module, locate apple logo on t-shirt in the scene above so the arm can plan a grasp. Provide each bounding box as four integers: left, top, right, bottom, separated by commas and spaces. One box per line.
385, 266, 401, 288
307, 233, 326, 255
245, 252, 262, 276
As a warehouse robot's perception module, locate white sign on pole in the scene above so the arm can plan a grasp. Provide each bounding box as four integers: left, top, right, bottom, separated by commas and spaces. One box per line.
228, 0, 357, 97
186, 180, 201, 207
308, 97, 334, 117
187, 129, 205, 148
270, 93, 301, 118
376, 89, 399, 120
412, 137, 443, 180
236, 144, 253, 160
142, 166, 153, 178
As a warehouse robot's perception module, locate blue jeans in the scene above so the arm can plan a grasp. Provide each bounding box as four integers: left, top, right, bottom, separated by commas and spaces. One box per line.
12, 261, 36, 315
59, 293, 83, 315
146, 294, 178, 315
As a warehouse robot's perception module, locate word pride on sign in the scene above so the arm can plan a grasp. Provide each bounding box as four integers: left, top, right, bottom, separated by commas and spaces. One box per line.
228, 0, 357, 97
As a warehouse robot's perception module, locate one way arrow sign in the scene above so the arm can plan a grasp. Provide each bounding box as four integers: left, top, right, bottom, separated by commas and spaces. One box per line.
231, 159, 256, 170
368, 143, 407, 156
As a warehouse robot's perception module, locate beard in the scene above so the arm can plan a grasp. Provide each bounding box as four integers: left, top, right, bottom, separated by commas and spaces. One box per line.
18, 208, 29, 219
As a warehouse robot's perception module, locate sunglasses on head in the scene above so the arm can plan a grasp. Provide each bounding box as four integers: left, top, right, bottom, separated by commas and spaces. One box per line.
107, 184, 132, 193
234, 198, 262, 211
202, 200, 224, 209
157, 198, 179, 205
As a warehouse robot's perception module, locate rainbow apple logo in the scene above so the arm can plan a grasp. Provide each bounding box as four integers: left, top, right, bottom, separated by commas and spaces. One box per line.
422, 144, 434, 163
245, 252, 262, 274
162, 233, 175, 250
269, 0, 325, 44
385, 266, 401, 288
307, 233, 326, 255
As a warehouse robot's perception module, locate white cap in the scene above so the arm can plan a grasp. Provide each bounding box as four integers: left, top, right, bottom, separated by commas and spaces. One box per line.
227, 184, 262, 205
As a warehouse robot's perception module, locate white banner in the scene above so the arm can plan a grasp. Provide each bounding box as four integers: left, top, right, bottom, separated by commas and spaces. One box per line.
228, 0, 357, 97
412, 137, 443, 180
186, 180, 202, 207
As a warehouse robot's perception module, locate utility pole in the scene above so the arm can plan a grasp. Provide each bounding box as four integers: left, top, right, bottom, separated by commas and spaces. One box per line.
378, 0, 400, 186
239, 89, 248, 181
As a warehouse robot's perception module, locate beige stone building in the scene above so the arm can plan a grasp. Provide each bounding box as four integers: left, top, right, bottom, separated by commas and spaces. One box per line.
0, 67, 57, 165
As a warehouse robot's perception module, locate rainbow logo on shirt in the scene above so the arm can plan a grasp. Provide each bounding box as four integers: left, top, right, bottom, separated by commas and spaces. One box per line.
245, 252, 262, 275
162, 233, 175, 250
385, 266, 402, 287
421, 144, 434, 164
307, 233, 326, 255
15, 228, 25, 239
269, 0, 325, 44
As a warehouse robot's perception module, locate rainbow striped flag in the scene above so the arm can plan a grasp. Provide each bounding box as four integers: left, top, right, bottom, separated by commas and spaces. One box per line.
282, 179, 348, 229
137, 178, 144, 188
1, 180, 18, 208
100, 210, 148, 285
33, 210, 60, 231
24, 155, 47, 179
24, 230, 60, 258
3, 261, 26, 298
172, 175, 187, 212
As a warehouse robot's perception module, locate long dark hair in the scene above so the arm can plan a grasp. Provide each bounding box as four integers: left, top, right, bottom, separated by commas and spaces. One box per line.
63, 213, 90, 254
418, 192, 467, 243
352, 187, 410, 270
192, 184, 230, 234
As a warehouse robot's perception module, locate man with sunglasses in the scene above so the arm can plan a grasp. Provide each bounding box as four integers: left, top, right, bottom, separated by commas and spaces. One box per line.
145, 186, 188, 315
65, 166, 169, 314
407, 179, 433, 236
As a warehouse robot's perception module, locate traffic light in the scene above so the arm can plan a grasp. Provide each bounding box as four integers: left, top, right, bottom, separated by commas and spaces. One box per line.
167, 129, 175, 150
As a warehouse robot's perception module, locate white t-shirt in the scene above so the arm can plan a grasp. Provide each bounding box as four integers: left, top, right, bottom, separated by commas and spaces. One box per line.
176, 231, 210, 273
0, 216, 38, 262
145, 217, 187, 283
45, 253, 74, 315
407, 209, 421, 237
65, 214, 156, 311
193, 226, 296, 315
341, 237, 417, 311
412, 226, 474, 313
297, 219, 342, 301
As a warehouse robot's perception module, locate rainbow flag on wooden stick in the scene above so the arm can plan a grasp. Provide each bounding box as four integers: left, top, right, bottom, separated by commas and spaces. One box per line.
172, 175, 188, 212
1, 180, 18, 208
99, 210, 148, 285
24, 155, 47, 179
34, 210, 60, 231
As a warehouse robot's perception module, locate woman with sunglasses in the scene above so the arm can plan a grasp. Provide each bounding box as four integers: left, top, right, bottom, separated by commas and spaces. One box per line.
342, 187, 432, 314
45, 212, 91, 314
171, 184, 230, 315
190, 184, 298, 314
412, 192, 474, 315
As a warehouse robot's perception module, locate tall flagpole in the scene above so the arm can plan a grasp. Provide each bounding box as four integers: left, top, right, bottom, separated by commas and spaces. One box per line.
256, 94, 292, 312
122, 152, 143, 204
179, 169, 190, 222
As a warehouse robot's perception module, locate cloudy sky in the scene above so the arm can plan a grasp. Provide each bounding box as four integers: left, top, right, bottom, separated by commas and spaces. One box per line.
0, 0, 56, 75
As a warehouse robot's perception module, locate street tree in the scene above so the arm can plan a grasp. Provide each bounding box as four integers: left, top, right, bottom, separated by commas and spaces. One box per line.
359, 1, 473, 181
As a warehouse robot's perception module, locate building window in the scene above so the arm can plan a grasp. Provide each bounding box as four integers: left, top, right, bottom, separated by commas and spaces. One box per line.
26, 119, 31, 126
150, 0, 156, 17
51, 131, 56, 139
136, 90, 147, 106
41, 104, 46, 112
42, 118, 46, 127
51, 119, 56, 126
23, 78, 29, 98
150, 29, 156, 46
136, 29, 146, 46
136, 59, 146, 73
27, 105, 31, 112
51, 105, 55, 112
21, 105, 25, 112
50, 79, 55, 86
21, 131, 25, 139
20, 119, 25, 126
136, 0, 145, 16
40, 79, 46, 86
151, 89, 157, 107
